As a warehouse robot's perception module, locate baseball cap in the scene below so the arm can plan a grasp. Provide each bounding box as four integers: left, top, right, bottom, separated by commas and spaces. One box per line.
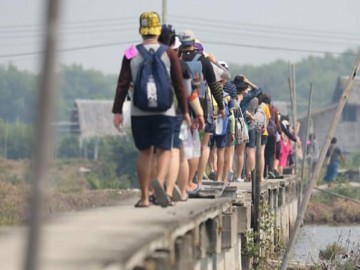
218, 61, 229, 70
233, 75, 249, 90
178, 29, 196, 46
139, 11, 161, 36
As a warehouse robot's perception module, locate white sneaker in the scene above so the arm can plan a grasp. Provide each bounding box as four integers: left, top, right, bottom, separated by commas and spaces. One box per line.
235, 178, 246, 183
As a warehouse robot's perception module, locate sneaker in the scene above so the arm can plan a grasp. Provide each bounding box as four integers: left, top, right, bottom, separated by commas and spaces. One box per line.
228, 170, 234, 182
208, 171, 216, 180
235, 177, 246, 183
268, 171, 276, 179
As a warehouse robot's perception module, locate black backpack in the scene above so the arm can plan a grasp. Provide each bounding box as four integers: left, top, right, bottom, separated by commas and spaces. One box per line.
133, 44, 173, 112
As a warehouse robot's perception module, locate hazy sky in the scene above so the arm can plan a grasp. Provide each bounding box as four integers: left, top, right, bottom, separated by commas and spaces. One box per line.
1, 0, 359, 75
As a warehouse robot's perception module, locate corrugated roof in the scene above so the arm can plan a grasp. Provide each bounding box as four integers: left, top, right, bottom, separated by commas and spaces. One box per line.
73, 99, 131, 139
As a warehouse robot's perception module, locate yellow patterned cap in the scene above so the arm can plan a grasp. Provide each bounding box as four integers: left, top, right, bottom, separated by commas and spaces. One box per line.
139, 11, 161, 36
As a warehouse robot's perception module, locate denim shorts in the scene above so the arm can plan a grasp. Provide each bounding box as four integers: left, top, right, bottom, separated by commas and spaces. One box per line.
131, 115, 175, 151
246, 128, 256, 148
209, 134, 227, 148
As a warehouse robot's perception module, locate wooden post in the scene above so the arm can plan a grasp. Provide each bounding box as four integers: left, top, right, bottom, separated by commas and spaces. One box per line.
252, 129, 262, 269
23, 1, 61, 270
300, 83, 312, 199
289, 64, 298, 175
280, 53, 360, 270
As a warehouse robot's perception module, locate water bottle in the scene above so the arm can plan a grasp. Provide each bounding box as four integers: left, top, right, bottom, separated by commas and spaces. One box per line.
215, 115, 224, 135
179, 121, 188, 140
147, 75, 157, 108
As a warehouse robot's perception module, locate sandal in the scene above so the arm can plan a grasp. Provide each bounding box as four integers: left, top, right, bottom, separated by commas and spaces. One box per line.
171, 185, 182, 202
151, 179, 169, 208
134, 200, 149, 208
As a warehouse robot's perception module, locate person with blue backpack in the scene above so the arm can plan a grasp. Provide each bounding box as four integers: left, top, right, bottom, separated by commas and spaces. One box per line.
112, 11, 191, 208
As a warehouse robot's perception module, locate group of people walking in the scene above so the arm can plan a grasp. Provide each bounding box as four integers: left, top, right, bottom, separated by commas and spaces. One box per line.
112, 11, 303, 208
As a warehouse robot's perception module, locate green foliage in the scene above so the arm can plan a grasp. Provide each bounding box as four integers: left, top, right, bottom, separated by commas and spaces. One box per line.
0, 120, 33, 159
312, 179, 360, 204
312, 231, 360, 269
243, 199, 284, 269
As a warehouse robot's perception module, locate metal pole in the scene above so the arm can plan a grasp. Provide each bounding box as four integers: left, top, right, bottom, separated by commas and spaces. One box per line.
280, 53, 360, 270
23, 1, 61, 270
301, 83, 313, 181
162, 0, 168, 24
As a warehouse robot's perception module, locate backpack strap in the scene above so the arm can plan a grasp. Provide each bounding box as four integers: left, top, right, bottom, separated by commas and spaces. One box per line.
136, 44, 152, 61
155, 44, 168, 57
193, 53, 202, 61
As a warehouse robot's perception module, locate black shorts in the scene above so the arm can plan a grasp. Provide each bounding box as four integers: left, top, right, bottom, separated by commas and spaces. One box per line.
131, 115, 175, 151
246, 128, 256, 148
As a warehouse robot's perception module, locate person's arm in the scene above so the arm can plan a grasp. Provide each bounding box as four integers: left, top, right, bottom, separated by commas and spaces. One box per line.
168, 49, 189, 115
202, 56, 224, 111
281, 122, 297, 142
112, 56, 131, 114
112, 56, 132, 129
274, 108, 283, 135
207, 53, 231, 80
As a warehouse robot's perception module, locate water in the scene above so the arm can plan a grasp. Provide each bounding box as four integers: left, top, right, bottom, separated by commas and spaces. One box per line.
292, 225, 360, 264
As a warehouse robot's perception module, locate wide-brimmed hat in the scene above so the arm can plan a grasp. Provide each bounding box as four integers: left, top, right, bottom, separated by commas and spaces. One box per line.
139, 11, 161, 36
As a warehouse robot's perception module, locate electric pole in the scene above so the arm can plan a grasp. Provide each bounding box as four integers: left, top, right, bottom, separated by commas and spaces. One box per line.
162, 0, 168, 24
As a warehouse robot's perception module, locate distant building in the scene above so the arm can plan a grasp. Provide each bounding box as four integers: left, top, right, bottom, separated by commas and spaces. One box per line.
53, 99, 131, 159
298, 76, 360, 155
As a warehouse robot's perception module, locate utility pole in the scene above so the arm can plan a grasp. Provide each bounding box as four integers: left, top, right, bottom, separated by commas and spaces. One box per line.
162, 0, 168, 24
301, 83, 313, 182
280, 53, 360, 270
23, 1, 62, 270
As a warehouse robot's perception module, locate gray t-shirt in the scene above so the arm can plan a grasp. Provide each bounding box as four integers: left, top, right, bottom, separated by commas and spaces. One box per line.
246, 97, 258, 130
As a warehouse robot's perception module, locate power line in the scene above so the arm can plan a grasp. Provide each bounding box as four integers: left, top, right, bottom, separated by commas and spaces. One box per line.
0, 39, 357, 60
0, 41, 138, 58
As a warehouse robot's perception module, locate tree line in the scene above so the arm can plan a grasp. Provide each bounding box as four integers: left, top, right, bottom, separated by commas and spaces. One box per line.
0, 48, 359, 160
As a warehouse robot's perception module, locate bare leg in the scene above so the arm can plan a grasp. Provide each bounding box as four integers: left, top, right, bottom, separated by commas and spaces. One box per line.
177, 148, 189, 200
197, 133, 211, 185
246, 147, 256, 180
208, 147, 217, 173
156, 148, 171, 185
137, 147, 154, 206
165, 148, 180, 197
259, 144, 266, 181
235, 144, 246, 180
215, 147, 225, 181
223, 144, 235, 182
187, 157, 200, 190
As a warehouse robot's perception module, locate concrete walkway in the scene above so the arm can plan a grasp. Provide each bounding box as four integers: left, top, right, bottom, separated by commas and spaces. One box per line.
0, 197, 233, 270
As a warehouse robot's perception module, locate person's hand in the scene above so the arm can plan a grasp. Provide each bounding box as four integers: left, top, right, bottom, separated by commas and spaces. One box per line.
113, 113, 123, 130
231, 133, 235, 142
207, 53, 217, 63
218, 108, 226, 118
197, 114, 205, 131
183, 113, 192, 127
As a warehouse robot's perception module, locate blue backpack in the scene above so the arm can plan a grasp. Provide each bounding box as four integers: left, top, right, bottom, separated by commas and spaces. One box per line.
133, 44, 173, 112
184, 54, 212, 123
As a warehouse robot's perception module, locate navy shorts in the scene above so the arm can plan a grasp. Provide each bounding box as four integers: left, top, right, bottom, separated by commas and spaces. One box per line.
209, 134, 227, 148
246, 128, 256, 148
172, 115, 182, 149
131, 115, 175, 151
